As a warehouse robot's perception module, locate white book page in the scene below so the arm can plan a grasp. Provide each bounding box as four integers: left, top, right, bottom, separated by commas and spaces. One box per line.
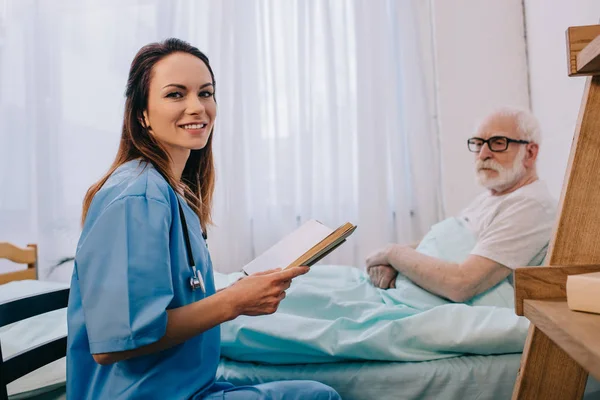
242, 219, 333, 275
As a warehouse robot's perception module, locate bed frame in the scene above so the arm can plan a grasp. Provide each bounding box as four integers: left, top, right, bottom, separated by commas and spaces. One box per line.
0, 242, 71, 400
512, 24, 600, 400
0, 243, 38, 285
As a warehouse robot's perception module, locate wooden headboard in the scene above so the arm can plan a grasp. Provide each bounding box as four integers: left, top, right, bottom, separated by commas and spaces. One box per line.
0, 243, 38, 285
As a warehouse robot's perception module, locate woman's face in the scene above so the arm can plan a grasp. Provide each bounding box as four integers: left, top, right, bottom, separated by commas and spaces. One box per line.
143, 52, 216, 156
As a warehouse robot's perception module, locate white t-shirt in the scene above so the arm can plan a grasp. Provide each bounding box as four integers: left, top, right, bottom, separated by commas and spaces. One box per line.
457, 180, 557, 269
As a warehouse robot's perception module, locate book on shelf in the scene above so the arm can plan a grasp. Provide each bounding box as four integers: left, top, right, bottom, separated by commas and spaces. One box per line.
242, 219, 357, 275
566, 272, 600, 314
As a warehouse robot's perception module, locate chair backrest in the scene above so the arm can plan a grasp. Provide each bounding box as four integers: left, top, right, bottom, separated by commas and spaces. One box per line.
0, 287, 69, 400
0, 243, 38, 284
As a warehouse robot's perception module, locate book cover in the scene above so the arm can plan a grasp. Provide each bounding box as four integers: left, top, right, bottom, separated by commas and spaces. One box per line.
242, 219, 356, 275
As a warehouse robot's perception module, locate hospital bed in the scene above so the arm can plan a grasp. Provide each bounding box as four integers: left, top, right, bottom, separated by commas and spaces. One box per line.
1, 275, 600, 400
1, 242, 600, 399
0, 243, 66, 400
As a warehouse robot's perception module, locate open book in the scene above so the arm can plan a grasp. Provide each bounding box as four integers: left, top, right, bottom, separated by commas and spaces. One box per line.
242, 219, 357, 275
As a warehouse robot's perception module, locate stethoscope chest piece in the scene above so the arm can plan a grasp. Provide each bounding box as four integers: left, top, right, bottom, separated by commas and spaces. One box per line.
189, 266, 206, 293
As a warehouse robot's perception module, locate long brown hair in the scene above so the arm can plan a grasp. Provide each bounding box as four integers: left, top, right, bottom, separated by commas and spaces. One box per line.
82, 38, 216, 233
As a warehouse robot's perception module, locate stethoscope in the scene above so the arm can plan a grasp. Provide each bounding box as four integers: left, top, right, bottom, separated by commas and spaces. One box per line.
176, 198, 207, 293
157, 168, 207, 293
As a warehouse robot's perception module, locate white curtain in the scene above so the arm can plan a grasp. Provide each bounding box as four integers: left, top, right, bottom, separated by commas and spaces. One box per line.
0, 0, 443, 280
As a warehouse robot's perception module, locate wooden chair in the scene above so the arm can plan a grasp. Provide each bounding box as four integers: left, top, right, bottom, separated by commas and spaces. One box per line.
0, 288, 69, 400
0, 243, 38, 285
511, 25, 600, 400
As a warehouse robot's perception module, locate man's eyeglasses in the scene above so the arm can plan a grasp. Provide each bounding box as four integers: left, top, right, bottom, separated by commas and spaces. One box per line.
467, 136, 530, 153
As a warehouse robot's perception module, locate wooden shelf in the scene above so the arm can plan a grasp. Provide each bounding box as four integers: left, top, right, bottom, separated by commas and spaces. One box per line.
523, 299, 600, 381
513, 24, 600, 400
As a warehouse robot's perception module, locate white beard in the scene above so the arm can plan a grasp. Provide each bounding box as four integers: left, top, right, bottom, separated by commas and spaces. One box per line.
476, 146, 526, 191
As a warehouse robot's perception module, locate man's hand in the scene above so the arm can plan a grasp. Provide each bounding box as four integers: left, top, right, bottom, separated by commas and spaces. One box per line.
367, 264, 398, 289
365, 244, 396, 269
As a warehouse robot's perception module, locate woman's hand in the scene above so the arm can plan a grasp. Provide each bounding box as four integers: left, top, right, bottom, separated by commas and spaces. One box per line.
224, 266, 309, 317
367, 264, 398, 289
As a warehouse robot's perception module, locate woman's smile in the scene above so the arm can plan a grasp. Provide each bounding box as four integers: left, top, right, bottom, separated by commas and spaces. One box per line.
179, 121, 209, 135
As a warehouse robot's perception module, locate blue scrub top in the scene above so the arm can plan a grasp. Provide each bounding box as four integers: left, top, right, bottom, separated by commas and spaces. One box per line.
67, 160, 219, 400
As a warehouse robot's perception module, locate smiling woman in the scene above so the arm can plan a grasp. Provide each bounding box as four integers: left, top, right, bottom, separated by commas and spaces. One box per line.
143, 52, 216, 181
66, 38, 341, 400
80, 39, 219, 233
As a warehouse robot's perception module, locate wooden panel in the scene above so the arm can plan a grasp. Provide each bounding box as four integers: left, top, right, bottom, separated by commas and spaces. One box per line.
578, 34, 600, 75
525, 300, 600, 381
514, 265, 600, 316
512, 324, 588, 400
514, 24, 600, 400
0, 243, 36, 264
546, 75, 600, 266
566, 25, 600, 76
0, 269, 36, 285
26, 244, 37, 270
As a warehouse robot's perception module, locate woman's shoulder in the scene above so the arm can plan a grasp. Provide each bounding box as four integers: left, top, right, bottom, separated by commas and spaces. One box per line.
77, 160, 177, 252
93, 160, 175, 212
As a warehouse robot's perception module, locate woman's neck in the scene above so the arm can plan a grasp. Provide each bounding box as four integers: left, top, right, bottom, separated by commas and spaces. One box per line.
167, 146, 191, 182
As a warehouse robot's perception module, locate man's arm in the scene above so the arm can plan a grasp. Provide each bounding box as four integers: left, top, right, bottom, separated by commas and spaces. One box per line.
407, 240, 420, 249
366, 245, 511, 302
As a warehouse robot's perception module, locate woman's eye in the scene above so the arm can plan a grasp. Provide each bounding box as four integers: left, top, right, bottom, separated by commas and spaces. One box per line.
199, 91, 214, 98
166, 92, 183, 98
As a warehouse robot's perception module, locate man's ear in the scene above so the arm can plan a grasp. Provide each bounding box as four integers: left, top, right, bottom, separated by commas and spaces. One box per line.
525, 143, 539, 167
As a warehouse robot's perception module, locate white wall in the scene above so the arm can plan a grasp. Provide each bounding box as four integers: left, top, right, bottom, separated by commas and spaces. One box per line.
431, 0, 530, 216
524, 0, 600, 200
431, 0, 600, 213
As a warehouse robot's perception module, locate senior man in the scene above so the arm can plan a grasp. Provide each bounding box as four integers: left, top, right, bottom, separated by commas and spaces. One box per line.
367, 107, 556, 302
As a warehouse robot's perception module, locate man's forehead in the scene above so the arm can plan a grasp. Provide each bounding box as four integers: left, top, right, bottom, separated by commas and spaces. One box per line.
476, 115, 519, 138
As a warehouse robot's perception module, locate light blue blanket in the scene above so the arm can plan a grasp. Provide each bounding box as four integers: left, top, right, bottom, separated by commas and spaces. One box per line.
215, 217, 530, 364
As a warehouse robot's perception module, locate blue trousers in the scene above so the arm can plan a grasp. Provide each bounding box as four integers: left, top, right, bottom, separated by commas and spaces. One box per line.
200, 380, 341, 400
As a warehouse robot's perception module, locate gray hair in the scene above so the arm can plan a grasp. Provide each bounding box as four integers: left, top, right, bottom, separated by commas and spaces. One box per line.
485, 107, 542, 145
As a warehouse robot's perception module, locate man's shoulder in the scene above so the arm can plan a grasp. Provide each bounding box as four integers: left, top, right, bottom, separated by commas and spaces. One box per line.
503, 179, 557, 215
458, 179, 557, 226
